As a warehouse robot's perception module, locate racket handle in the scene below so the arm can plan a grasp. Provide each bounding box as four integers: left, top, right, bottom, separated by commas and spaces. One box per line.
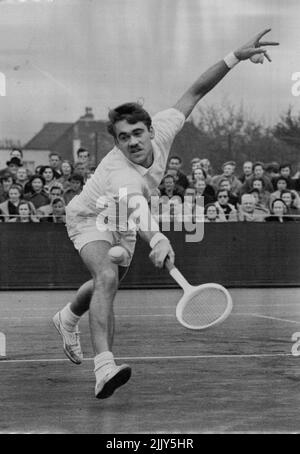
164, 257, 175, 272
164, 258, 192, 291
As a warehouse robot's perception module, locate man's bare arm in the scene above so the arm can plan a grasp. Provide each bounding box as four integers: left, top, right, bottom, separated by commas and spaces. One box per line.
173, 28, 279, 119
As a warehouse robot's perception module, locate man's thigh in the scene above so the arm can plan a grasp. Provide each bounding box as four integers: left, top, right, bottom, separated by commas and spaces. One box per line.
80, 240, 130, 285
80, 240, 118, 279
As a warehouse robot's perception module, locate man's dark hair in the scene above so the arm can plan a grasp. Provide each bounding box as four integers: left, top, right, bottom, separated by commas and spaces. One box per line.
249, 188, 260, 195
50, 185, 63, 194
107, 103, 152, 138
265, 162, 279, 173
52, 197, 65, 206
49, 152, 61, 159
276, 176, 288, 186
279, 163, 292, 171
77, 147, 89, 157
0, 172, 13, 182
216, 189, 229, 197
29, 174, 46, 186
252, 177, 265, 188
253, 161, 265, 170
162, 174, 176, 183
169, 156, 182, 163
68, 174, 84, 185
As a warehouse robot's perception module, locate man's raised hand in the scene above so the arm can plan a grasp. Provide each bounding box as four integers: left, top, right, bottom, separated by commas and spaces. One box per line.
234, 28, 279, 63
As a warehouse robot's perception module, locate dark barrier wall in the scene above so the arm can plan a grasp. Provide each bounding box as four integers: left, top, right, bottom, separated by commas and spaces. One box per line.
0, 223, 299, 289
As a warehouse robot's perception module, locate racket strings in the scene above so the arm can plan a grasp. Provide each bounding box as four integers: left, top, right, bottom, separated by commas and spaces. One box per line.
181, 288, 229, 328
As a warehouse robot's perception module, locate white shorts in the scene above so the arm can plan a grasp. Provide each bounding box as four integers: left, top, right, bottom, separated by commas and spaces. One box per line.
66, 196, 136, 267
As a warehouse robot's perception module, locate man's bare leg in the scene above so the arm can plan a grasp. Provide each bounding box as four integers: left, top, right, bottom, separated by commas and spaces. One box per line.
79, 240, 131, 398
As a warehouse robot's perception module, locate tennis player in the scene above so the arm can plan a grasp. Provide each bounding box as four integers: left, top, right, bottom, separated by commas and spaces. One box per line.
53, 29, 278, 399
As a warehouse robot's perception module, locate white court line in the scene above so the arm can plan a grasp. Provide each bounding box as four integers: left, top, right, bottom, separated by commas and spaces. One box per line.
0, 303, 299, 315
0, 352, 294, 364
0, 313, 299, 321
249, 313, 300, 325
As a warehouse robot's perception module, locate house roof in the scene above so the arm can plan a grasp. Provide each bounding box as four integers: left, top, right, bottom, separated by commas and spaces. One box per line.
24, 122, 72, 150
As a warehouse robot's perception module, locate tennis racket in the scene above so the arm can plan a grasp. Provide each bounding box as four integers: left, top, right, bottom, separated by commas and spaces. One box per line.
165, 259, 233, 330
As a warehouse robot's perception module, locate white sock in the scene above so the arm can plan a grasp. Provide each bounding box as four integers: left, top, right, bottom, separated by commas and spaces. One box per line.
94, 351, 116, 382
60, 303, 81, 331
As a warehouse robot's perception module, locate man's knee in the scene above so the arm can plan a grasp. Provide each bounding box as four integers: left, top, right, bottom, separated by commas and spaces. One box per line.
94, 268, 118, 292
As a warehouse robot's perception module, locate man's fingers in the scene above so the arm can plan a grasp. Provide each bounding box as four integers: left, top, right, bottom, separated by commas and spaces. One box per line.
264, 51, 272, 62
258, 41, 279, 46
249, 48, 266, 56
255, 28, 271, 41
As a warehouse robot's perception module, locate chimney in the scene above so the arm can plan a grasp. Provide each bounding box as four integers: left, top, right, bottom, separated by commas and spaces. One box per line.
80, 107, 94, 121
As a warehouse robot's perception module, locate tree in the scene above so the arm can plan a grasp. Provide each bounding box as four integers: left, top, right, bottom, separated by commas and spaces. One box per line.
189, 101, 297, 172
273, 107, 300, 149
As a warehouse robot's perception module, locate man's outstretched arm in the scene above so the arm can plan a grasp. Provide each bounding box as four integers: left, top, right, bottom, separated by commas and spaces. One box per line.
173, 28, 279, 119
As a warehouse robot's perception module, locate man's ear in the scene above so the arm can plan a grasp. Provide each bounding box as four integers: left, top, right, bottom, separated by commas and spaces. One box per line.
149, 126, 155, 140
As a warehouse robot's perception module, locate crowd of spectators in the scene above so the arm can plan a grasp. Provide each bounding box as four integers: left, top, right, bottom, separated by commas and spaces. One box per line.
1, 147, 300, 224
0, 147, 94, 223
154, 156, 300, 223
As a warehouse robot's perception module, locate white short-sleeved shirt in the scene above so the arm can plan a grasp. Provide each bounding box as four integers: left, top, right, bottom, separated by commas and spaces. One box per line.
69, 108, 185, 227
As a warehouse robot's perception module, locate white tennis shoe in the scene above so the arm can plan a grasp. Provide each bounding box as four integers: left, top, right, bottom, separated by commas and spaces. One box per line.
53, 311, 83, 364
95, 364, 131, 399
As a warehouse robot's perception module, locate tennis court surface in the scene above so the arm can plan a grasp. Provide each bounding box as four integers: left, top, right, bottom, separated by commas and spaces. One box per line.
0, 288, 299, 434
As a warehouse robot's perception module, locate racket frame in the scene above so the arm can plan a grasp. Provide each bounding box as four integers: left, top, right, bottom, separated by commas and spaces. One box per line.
175, 282, 233, 330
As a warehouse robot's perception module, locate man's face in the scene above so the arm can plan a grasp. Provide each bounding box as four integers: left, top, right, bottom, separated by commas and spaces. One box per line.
61, 162, 72, 175
17, 168, 27, 181
2, 177, 13, 192
254, 165, 264, 178
168, 158, 181, 171
9, 188, 21, 203
11, 150, 22, 161
50, 188, 62, 200
242, 195, 255, 213
74, 164, 86, 176
243, 162, 253, 176
277, 180, 287, 191
163, 177, 175, 191
115, 120, 154, 167
184, 188, 196, 203
280, 167, 291, 178
8, 164, 18, 175
220, 180, 231, 192
253, 180, 263, 191
49, 155, 61, 169
200, 159, 210, 171
78, 151, 89, 164
70, 180, 82, 192
217, 191, 229, 206
192, 162, 201, 171
194, 168, 205, 180
223, 165, 234, 177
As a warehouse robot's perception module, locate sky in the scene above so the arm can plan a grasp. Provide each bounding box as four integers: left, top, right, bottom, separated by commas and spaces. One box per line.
0, 0, 299, 144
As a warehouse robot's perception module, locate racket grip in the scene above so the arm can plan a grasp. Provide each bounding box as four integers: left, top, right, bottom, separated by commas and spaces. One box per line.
164, 257, 175, 272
